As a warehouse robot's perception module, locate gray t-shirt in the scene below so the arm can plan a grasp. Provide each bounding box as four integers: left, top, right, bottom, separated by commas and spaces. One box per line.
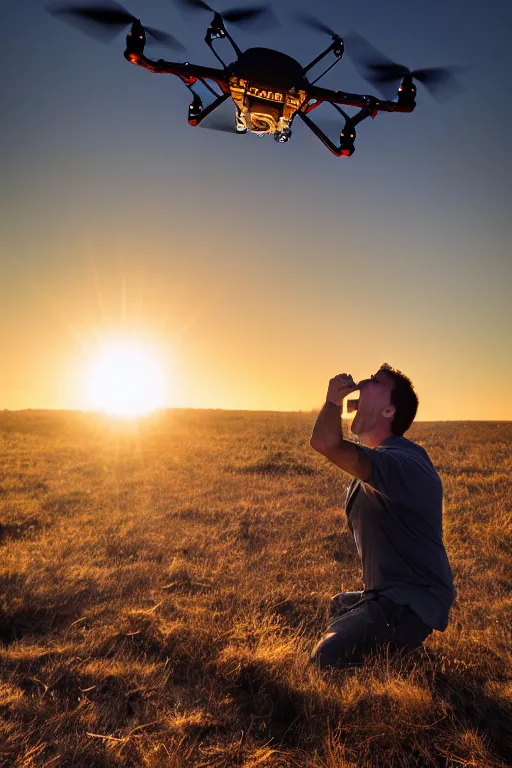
345, 435, 455, 630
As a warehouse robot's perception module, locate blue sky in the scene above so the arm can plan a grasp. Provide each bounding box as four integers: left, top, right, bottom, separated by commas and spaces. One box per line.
1, 0, 511, 417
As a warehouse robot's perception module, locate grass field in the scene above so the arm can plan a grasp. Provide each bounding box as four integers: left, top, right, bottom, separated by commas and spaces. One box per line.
0, 410, 511, 767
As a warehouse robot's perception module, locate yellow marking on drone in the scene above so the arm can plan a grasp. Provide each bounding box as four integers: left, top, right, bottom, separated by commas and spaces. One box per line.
247, 86, 284, 102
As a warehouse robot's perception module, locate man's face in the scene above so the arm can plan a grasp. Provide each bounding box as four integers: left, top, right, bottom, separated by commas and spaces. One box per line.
351, 369, 396, 438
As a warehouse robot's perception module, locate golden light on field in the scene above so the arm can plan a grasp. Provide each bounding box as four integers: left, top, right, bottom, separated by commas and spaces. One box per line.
84, 341, 167, 417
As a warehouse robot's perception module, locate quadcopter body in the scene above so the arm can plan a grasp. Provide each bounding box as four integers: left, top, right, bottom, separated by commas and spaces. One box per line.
227, 48, 308, 138
51, 2, 459, 157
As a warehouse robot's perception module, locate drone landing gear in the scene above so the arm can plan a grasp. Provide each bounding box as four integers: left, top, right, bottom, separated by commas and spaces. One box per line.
204, 13, 242, 68
302, 35, 344, 75
299, 103, 375, 158
299, 112, 355, 157
187, 90, 231, 126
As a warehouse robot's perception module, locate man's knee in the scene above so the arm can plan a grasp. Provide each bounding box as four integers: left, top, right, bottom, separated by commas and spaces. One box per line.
310, 631, 363, 670
310, 632, 336, 669
311, 597, 394, 669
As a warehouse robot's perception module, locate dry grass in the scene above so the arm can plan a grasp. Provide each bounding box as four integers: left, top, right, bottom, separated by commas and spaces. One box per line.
0, 410, 510, 767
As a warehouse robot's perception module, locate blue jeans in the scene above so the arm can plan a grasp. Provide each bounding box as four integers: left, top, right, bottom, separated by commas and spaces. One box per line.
311, 591, 433, 669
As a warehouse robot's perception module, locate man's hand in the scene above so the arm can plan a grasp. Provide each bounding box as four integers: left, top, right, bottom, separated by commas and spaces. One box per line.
326, 373, 358, 407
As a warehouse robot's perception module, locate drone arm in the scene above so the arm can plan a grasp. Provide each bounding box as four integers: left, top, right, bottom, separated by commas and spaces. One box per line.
350, 107, 375, 127
124, 50, 230, 93
308, 85, 415, 113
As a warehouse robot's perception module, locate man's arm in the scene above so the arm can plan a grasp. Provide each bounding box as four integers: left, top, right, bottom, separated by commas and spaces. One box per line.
310, 401, 372, 481
310, 374, 372, 482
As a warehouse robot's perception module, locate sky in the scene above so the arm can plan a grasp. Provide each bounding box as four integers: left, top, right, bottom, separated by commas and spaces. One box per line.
1, 0, 511, 419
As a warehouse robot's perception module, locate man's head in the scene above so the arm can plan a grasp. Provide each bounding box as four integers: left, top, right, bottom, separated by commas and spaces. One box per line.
351, 364, 418, 447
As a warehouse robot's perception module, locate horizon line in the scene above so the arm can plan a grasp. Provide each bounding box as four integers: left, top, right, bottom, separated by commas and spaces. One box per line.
0, 407, 510, 424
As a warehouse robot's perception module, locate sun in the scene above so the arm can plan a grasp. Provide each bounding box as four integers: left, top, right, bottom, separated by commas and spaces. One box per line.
85, 341, 167, 417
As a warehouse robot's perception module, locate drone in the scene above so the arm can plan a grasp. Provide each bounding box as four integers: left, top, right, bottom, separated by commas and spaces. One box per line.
50, 1, 462, 157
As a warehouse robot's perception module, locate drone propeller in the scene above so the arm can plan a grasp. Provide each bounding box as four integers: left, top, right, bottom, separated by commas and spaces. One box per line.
49, 1, 185, 48
294, 13, 340, 39
175, 0, 271, 26
346, 31, 464, 102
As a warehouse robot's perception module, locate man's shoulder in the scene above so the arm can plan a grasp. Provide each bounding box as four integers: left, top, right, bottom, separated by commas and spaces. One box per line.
378, 436, 437, 472
380, 435, 429, 457
366, 436, 442, 495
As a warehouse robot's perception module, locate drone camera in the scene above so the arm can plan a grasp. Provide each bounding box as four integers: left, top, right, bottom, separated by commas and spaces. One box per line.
274, 127, 292, 143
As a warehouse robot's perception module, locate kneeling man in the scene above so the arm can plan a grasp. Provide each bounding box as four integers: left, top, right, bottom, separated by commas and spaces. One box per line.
309, 364, 455, 669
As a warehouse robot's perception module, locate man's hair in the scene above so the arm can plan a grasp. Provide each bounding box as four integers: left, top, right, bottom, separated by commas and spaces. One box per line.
380, 365, 419, 436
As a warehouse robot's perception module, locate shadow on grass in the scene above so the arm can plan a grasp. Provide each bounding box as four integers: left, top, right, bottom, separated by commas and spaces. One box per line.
352, 647, 512, 766
0, 572, 100, 646
422, 651, 512, 765
226, 657, 313, 745
0, 601, 90, 645
0, 518, 44, 543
